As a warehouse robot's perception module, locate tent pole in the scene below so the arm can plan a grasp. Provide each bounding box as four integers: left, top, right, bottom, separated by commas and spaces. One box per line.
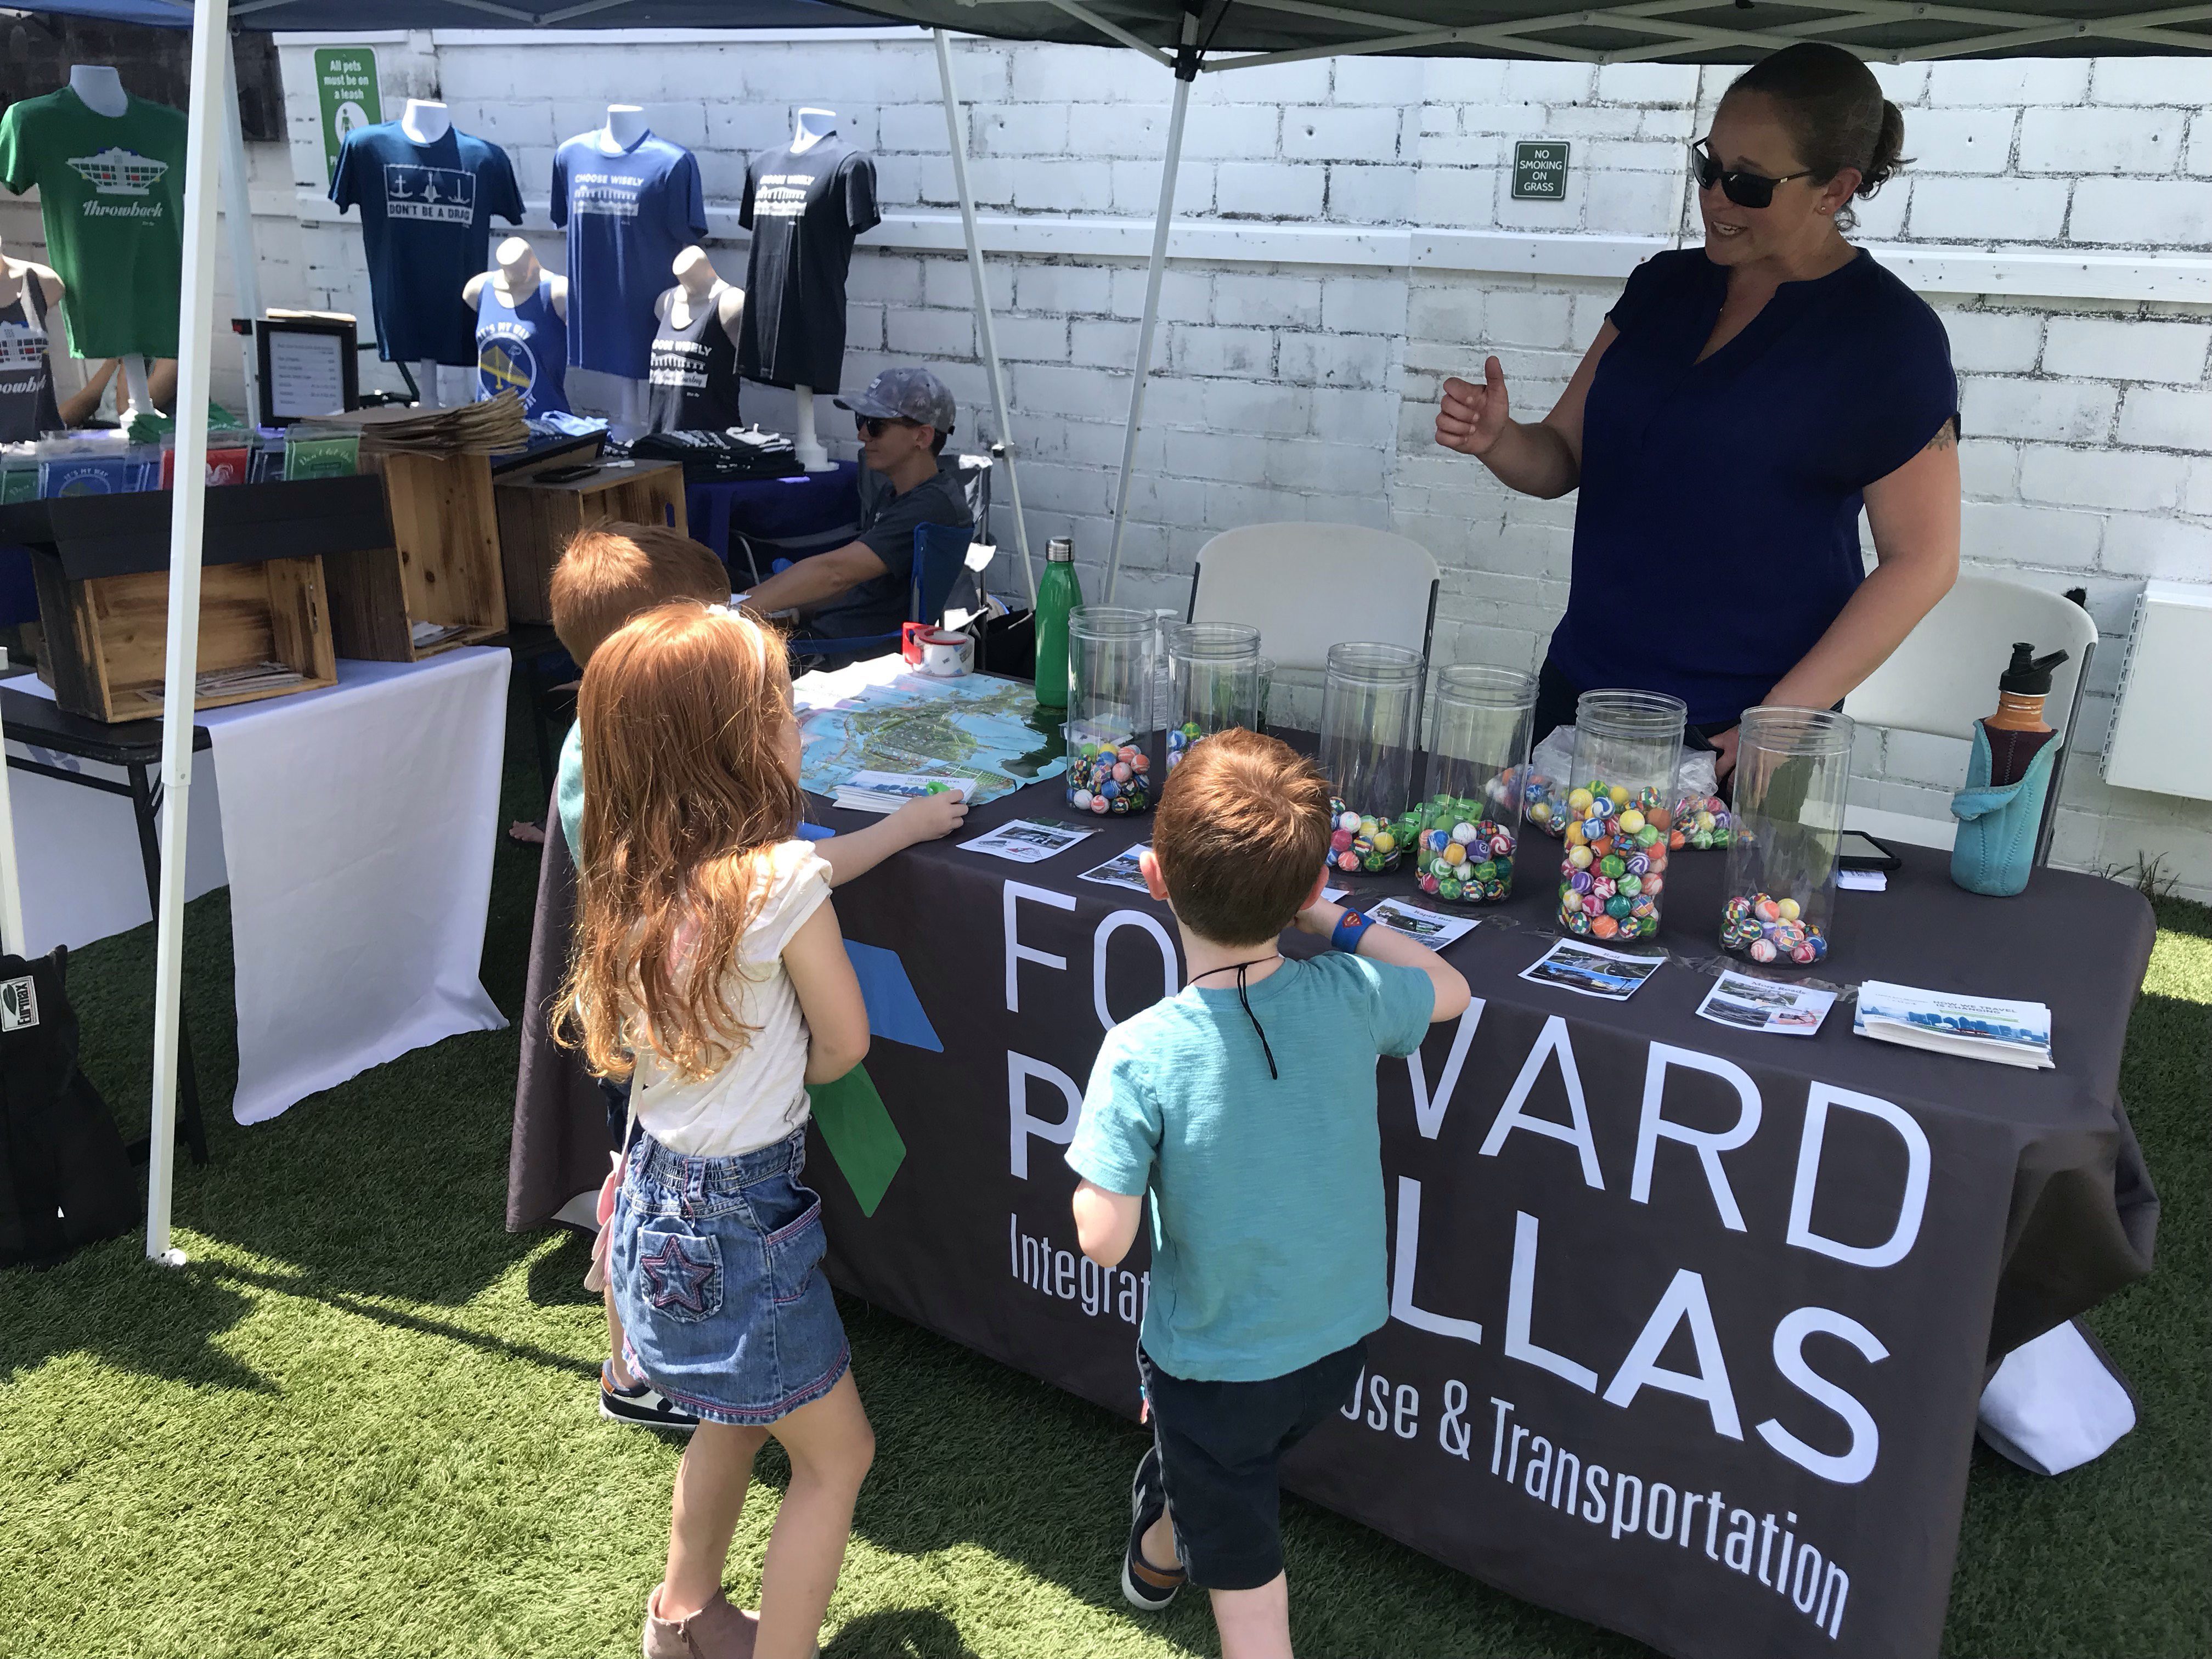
145, 0, 235, 1267
219, 38, 263, 430
1103, 13, 1199, 606
934, 28, 1035, 607
0, 705, 21, 958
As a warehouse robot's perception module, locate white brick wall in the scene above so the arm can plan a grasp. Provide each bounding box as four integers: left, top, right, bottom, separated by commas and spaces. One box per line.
82, 32, 2191, 900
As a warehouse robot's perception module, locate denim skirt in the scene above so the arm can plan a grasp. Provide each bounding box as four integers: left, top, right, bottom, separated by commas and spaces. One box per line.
610, 1126, 850, 1426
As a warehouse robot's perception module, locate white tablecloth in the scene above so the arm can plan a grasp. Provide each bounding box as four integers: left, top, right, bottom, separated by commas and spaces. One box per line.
5, 650, 511, 1124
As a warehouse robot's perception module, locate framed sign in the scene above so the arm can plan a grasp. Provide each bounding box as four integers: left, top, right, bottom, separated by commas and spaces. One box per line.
257, 315, 360, 425
1513, 140, 1571, 201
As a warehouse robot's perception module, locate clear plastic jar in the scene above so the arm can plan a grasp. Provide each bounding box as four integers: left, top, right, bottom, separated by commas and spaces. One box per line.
1066, 605, 1157, 817
1414, 665, 1536, 905
1150, 609, 1179, 740
1165, 622, 1261, 772
1556, 689, 1686, 943
1320, 642, 1424, 874
1719, 707, 1854, 967
1254, 655, 1276, 736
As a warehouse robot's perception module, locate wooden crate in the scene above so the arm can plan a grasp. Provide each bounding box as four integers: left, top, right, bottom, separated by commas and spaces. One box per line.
0, 479, 382, 723
32, 557, 336, 721
324, 450, 510, 661
493, 460, 689, 625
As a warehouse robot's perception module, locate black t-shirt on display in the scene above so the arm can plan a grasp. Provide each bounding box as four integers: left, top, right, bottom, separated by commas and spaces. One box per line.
738, 137, 879, 391
647, 295, 743, 433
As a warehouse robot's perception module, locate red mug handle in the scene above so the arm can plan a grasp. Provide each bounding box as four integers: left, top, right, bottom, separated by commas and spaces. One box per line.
901, 621, 931, 665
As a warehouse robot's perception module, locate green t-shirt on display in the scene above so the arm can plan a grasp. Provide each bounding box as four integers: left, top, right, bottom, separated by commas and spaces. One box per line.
0, 88, 186, 359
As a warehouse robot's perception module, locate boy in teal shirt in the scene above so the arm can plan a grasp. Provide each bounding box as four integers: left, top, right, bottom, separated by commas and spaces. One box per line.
1069, 729, 1470, 1659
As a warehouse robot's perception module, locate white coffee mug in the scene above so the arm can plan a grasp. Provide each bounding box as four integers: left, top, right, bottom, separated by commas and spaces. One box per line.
918, 630, 973, 678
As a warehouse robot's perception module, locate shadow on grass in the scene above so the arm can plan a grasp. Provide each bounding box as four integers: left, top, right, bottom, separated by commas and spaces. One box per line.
525, 1223, 602, 1308
822, 1607, 984, 1659
199, 1258, 595, 1379
824, 1296, 1656, 1659
0, 1231, 273, 1395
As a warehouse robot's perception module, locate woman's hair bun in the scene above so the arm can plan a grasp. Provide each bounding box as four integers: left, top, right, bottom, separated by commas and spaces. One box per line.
1726, 43, 1911, 228
1862, 99, 1908, 196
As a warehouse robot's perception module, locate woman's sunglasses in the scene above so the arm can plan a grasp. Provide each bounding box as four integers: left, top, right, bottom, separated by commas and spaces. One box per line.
1688, 139, 1813, 211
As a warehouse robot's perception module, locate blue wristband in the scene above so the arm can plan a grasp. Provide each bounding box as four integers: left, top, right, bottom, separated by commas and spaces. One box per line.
1331, 910, 1372, 954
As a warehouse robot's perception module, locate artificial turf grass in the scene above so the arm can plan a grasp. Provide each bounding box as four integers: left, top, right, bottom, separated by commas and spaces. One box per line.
1941, 894, 2211, 1659
1, 733, 2204, 1655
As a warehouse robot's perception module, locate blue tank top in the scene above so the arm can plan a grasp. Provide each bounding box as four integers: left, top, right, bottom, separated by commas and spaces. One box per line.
475, 277, 570, 416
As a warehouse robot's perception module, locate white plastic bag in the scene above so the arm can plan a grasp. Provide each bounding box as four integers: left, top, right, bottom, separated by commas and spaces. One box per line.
1523, 724, 1722, 843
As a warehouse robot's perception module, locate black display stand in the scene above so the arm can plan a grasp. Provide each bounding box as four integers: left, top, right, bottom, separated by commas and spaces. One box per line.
0, 475, 391, 581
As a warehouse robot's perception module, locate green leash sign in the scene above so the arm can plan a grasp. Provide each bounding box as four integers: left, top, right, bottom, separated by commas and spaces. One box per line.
314, 48, 383, 186
1513, 140, 1571, 201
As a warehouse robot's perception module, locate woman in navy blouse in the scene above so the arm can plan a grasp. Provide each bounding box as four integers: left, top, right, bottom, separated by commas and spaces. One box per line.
1435, 43, 1960, 782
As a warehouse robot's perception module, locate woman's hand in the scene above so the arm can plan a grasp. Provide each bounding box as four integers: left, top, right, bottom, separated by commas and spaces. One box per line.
1709, 726, 1740, 786
1436, 357, 1513, 456
1434, 331, 1606, 500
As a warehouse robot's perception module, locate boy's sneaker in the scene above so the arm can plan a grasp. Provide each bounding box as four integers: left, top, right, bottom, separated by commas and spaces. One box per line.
601, 1362, 699, 1433
1121, 1444, 1186, 1611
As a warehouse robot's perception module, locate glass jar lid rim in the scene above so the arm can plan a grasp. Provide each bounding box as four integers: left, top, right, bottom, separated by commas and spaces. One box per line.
1437, 664, 1537, 707
1170, 621, 1262, 657
1069, 604, 1156, 636
1576, 686, 1688, 737
1326, 641, 1424, 683
1737, 704, 1857, 753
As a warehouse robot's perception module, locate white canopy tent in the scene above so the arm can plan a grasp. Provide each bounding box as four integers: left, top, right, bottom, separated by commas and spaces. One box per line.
1, 0, 2201, 1263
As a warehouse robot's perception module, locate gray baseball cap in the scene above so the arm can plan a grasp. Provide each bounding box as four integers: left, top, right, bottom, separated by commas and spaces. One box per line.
836, 366, 955, 436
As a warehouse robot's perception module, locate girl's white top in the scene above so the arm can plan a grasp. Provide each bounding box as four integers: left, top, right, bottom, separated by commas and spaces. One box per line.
631, 839, 833, 1158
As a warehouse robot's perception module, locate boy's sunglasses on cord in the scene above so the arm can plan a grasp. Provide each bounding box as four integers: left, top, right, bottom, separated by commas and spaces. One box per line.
856, 415, 919, 438
1688, 139, 1812, 210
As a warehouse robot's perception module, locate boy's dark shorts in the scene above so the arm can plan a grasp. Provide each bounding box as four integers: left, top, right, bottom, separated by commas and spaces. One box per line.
1137, 1337, 1367, 1591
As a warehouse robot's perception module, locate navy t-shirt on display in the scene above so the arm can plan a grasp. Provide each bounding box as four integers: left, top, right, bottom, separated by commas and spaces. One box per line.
738, 137, 879, 391
551, 131, 708, 379
330, 124, 523, 366
1550, 247, 1957, 729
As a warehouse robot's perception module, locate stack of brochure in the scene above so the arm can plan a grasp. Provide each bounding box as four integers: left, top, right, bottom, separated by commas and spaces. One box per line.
1853, 980, 2053, 1069
833, 771, 980, 814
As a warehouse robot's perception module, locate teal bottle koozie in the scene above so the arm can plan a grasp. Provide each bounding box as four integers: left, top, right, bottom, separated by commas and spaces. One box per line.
1950, 723, 2056, 897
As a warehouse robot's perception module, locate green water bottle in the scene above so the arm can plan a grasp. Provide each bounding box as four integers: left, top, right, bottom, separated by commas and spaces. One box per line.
1033, 535, 1081, 711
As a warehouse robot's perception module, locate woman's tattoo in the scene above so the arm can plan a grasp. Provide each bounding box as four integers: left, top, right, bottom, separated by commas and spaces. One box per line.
1925, 419, 1957, 453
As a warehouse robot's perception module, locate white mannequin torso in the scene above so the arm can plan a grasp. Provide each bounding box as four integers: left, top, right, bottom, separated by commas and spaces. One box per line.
657, 246, 742, 342
791, 108, 837, 154
464, 236, 568, 322
600, 105, 649, 153
400, 99, 452, 145
67, 65, 127, 119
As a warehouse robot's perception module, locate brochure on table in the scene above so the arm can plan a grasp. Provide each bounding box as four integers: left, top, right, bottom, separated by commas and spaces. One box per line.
1854, 979, 2055, 1068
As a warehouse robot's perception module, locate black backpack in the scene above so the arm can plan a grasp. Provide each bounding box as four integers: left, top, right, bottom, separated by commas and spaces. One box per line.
0, 947, 134, 1268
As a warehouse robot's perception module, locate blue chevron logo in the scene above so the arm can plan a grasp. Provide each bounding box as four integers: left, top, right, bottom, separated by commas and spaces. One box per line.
844, 941, 943, 1052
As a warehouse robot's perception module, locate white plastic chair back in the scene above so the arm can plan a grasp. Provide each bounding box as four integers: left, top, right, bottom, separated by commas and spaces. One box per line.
1188, 523, 1439, 672
1845, 574, 2097, 743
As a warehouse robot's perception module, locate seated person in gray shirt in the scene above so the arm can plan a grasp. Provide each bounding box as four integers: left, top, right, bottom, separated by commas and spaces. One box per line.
742, 366, 974, 647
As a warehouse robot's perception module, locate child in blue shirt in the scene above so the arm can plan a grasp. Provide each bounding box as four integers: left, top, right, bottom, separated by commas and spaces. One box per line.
1068, 729, 1470, 1659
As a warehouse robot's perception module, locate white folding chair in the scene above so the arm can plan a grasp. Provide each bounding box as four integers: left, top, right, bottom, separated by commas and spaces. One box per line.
1187, 523, 1440, 670
1843, 574, 2097, 865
